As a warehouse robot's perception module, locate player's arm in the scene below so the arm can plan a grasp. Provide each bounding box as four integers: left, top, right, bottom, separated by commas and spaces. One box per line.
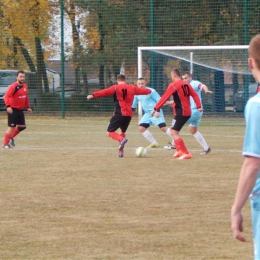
189, 86, 202, 111
202, 84, 213, 94
153, 84, 174, 111
134, 87, 151, 95
4, 84, 15, 114
4, 84, 15, 107
87, 86, 115, 99
163, 100, 174, 106
231, 156, 260, 242
25, 85, 31, 111
131, 96, 138, 111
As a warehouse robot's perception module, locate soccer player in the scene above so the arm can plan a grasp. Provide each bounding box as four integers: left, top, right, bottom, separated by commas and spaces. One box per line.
2, 70, 32, 149
181, 72, 213, 154
151, 68, 203, 160
87, 74, 151, 157
132, 78, 173, 148
231, 34, 260, 260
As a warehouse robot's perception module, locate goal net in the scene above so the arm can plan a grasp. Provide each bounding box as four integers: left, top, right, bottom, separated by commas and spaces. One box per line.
137, 45, 253, 118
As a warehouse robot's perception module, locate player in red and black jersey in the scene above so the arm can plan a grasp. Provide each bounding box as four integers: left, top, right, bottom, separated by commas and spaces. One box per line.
151, 68, 203, 160
87, 74, 151, 157
2, 70, 32, 149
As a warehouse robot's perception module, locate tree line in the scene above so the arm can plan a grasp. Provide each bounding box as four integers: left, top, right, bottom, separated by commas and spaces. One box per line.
0, 0, 259, 93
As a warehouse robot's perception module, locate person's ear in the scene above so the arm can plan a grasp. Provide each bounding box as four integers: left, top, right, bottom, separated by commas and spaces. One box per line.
248, 57, 253, 69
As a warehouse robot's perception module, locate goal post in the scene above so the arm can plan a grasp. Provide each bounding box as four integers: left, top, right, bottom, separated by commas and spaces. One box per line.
137, 45, 251, 119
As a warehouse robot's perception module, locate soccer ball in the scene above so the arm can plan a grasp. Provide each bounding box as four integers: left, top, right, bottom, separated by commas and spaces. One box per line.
135, 147, 147, 158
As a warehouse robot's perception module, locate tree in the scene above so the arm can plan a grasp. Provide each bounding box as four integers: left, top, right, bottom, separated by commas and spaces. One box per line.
0, 0, 54, 92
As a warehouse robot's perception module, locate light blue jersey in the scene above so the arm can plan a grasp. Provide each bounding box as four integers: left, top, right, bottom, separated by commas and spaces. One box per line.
244, 93, 260, 260
243, 93, 260, 195
186, 80, 203, 127
189, 80, 203, 109
132, 87, 166, 126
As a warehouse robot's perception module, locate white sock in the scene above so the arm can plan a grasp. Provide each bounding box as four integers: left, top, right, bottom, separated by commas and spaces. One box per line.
193, 131, 209, 150
165, 128, 174, 145
165, 128, 172, 138
142, 129, 157, 144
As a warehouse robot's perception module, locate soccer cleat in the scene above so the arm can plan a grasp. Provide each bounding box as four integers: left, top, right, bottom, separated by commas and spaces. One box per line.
164, 142, 176, 150
119, 138, 128, 151
178, 153, 192, 160
200, 147, 211, 155
173, 150, 183, 158
146, 143, 159, 148
2, 144, 12, 149
118, 149, 124, 157
9, 138, 15, 147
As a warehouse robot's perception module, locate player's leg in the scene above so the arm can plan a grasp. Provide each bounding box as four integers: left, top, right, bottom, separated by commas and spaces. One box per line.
139, 113, 158, 148
3, 109, 17, 148
172, 116, 191, 159
188, 111, 211, 154
153, 113, 175, 149
9, 110, 27, 147
152, 113, 172, 139
107, 114, 124, 141
117, 117, 131, 157
107, 115, 130, 157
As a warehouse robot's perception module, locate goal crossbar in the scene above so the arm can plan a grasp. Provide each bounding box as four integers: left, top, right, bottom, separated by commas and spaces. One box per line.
138, 45, 250, 77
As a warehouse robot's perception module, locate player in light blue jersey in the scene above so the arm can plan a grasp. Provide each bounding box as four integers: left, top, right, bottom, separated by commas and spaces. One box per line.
231, 34, 260, 260
182, 72, 213, 154
132, 78, 172, 148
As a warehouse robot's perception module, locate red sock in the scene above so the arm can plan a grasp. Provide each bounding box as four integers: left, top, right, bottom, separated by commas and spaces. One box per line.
10, 127, 20, 139
3, 133, 11, 146
119, 133, 126, 139
174, 138, 189, 154
108, 132, 121, 142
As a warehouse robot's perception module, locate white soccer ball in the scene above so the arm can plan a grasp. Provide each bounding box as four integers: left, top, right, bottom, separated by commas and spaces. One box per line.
135, 147, 147, 158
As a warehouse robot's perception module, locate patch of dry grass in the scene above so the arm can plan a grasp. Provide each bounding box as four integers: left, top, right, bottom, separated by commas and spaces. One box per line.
0, 115, 253, 259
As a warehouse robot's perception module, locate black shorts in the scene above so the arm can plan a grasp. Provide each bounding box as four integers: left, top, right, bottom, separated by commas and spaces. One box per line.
171, 116, 190, 131
7, 108, 25, 127
107, 114, 132, 133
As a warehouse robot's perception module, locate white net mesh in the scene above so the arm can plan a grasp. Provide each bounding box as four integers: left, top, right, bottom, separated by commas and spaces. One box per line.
140, 46, 251, 75
138, 45, 253, 114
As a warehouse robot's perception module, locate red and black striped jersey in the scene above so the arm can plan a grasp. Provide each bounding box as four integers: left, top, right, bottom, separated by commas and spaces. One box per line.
154, 79, 201, 116
4, 82, 30, 110
92, 83, 151, 116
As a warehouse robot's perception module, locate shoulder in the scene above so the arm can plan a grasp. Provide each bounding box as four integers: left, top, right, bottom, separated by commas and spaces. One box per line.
190, 80, 201, 87
146, 87, 155, 92
248, 94, 260, 106
9, 82, 18, 88
245, 94, 260, 117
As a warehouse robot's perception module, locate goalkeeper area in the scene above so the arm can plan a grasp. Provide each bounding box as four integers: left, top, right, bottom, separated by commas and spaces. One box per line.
138, 45, 252, 115
0, 115, 252, 259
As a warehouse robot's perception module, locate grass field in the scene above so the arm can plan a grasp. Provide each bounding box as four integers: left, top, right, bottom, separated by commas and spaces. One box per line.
0, 114, 254, 259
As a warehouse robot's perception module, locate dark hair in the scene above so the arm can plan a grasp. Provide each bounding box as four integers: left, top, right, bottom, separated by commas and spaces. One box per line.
117, 74, 126, 81
16, 70, 25, 76
182, 71, 192, 77
138, 77, 145, 81
171, 68, 181, 77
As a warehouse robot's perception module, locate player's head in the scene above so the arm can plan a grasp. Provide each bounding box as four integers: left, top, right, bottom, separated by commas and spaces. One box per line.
136, 78, 146, 88
16, 70, 25, 84
117, 74, 126, 83
171, 68, 181, 81
248, 34, 260, 81
182, 72, 192, 83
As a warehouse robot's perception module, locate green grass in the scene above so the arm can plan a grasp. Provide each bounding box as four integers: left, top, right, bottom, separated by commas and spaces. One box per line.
0, 114, 253, 259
